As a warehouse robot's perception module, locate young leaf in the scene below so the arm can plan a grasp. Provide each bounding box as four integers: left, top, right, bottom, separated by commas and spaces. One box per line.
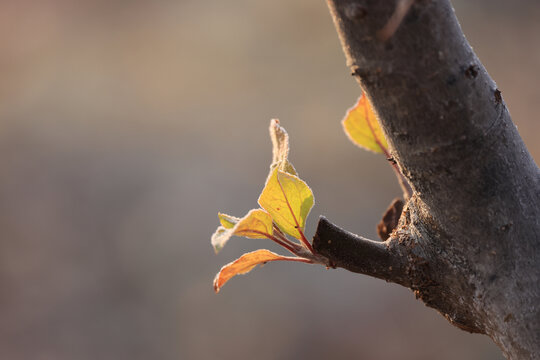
269, 119, 297, 175
233, 209, 274, 238
213, 249, 308, 293
258, 167, 314, 239
211, 226, 229, 252
218, 213, 240, 229
211, 209, 274, 253
342, 94, 389, 153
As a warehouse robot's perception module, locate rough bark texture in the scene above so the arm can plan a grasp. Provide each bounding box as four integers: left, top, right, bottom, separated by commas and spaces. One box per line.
313, 1, 540, 359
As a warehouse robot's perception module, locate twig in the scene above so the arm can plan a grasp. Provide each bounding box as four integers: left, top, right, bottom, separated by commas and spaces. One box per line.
377, 0, 416, 42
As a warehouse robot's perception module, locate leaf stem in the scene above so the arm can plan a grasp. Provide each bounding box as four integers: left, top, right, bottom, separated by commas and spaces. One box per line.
245, 229, 298, 255
273, 224, 301, 248
297, 229, 313, 253
276, 257, 313, 264
364, 98, 413, 199
273, 224, 290, 242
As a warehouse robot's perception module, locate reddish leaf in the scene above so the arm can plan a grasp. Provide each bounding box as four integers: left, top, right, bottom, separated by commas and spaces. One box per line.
213, 249, 309, 293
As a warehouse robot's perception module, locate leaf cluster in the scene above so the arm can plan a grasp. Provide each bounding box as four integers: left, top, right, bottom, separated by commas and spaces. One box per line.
211, 120, 318, 292
211, 95, 391, 292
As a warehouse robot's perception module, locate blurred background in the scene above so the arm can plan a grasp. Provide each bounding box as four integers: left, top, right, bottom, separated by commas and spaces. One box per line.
1, 0, 538, 359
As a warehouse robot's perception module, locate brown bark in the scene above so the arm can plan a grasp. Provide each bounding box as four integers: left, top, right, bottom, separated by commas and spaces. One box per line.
313, 1, 540, 358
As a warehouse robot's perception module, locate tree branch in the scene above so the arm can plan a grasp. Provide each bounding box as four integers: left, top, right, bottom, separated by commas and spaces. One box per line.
313, 216, 411, 286
322, 0, 540, 358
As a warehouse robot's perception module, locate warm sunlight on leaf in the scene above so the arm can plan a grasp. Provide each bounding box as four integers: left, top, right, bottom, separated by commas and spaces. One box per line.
211, 209, 274, 253
233, 209, 273, 238
213, 249, 305, 293
218, 213, 240, 229
258, 167, 314, 239
211, 226, 229, 253
342, 94, 389, 153
270, 119, 289, 166
212, 120, 319, 293
269, 119, 297, 175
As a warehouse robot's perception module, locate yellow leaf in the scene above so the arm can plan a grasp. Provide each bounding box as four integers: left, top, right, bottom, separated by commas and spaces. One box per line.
269, 119, 297, 175
342, 94, 389, 154
211, 209, 274, 253
233, 209, 274, 239
218, 213, 240, 229
258, 167, 314, 239
213, 249, 298, 292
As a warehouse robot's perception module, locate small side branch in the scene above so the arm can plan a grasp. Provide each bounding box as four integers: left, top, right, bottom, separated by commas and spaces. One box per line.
377, 0, 416, 41
313, 216, 411, 286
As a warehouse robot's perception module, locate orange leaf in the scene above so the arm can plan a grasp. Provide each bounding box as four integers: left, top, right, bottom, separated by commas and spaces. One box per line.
213, 249, 308, 293
342, 94, 389, 154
